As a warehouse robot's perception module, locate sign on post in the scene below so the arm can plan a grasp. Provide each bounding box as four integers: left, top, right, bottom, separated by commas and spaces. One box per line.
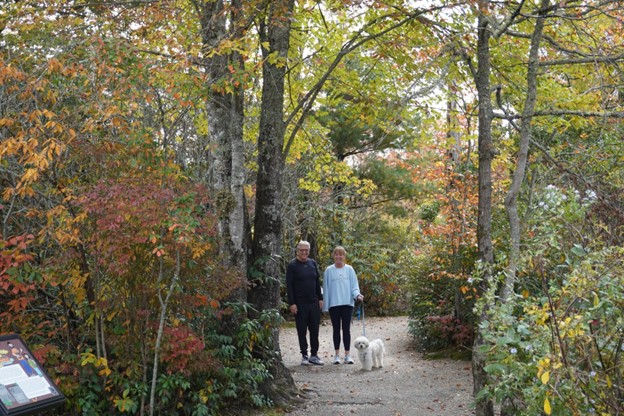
0, 334, 65, 416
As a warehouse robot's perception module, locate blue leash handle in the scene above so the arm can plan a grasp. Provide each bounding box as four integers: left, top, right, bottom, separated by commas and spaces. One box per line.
356, 300, 366, 337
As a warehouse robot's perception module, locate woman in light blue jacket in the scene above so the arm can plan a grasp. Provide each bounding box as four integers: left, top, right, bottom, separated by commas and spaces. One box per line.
322, 246, 364, 364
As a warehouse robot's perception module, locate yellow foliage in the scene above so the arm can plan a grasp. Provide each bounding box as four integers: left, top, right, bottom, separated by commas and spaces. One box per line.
0, 118, 14, 127
525, 304, 550, 325
537, 357, 551, 380
541, 371, 550, 384
81, 352, 96, 366
544, 397, 552, 415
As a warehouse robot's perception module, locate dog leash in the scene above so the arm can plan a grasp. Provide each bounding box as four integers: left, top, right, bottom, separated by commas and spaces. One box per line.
358, 299, 366, 337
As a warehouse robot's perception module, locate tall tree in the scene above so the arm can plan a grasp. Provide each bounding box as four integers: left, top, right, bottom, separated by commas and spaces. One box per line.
194, 0, 249, 274
248, 0, 297, 403
471, 3, 496, 415
454, 1, 624, 413
500, 0, 548, 303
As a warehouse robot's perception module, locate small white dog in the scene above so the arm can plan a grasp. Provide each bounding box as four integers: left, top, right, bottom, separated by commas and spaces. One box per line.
353, 336, 385, 371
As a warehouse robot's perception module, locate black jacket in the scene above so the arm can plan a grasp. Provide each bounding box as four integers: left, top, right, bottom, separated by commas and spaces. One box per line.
286, 258, 323, 305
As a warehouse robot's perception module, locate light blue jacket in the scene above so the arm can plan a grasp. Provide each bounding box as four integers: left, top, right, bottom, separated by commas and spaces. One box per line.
322, 264, 361, 312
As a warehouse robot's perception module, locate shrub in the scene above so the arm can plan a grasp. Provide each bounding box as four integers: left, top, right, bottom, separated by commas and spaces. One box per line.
477, 182, 623, 415
478, 247, 624, 415
407, 253, 475, 352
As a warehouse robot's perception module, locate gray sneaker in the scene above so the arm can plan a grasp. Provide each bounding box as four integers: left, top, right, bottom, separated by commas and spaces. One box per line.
308, 355, 324, 366
301, 355, 310, 366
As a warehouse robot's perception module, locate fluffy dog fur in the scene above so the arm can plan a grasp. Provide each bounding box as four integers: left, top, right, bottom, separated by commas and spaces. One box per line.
353, 336, 385, 371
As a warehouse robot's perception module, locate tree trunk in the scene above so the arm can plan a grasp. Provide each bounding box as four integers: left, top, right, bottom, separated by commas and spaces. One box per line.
197, 0, 249, 272
501, 0, 548, 303
248, 0, 298, 406
446, 80, 465, 322
196, 0, 250, 371
499, 4, 549, 414
472, 7, 495, 416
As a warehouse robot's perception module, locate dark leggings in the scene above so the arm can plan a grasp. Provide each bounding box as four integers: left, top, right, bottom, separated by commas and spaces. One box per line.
329, 305, 354, 351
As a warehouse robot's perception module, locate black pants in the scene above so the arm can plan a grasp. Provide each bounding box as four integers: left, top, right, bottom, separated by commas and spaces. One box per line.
329, 305, 354, 351
295, 303, 321, 357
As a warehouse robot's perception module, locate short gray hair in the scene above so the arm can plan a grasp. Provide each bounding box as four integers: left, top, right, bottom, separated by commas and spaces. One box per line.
297, 240, 310, 249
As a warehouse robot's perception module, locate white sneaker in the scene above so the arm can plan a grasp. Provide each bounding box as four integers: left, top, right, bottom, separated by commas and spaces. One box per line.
333, 355, 341, 364
344, 355, 354, 364
308, 355, 324, 366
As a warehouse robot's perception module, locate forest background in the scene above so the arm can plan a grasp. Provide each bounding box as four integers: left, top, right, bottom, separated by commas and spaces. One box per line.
1, 1, 623, 415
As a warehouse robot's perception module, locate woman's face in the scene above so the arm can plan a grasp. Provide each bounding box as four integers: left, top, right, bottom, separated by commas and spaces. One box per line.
333, 251, 345, 267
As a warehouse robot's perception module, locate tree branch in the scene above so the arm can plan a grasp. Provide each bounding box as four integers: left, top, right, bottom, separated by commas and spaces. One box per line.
495, 109, 624, 119
282, 4, 449, 159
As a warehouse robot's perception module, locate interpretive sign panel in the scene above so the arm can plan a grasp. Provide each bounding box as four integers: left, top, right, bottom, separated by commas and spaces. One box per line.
0, 334, 65, 416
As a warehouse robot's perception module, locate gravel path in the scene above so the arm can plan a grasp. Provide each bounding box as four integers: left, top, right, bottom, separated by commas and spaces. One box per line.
278, 316, 475, 416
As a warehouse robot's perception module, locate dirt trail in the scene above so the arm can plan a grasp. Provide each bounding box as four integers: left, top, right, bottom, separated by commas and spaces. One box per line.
278, 316, 475, 416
